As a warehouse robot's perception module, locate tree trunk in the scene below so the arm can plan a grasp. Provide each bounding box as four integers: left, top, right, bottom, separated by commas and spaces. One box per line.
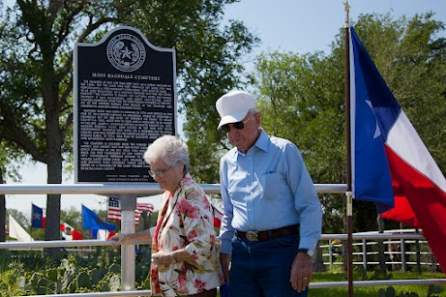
42, 71, 63, 257
0, 167, 6, 242
44, 121, 63, 259
44, 117, 62, 242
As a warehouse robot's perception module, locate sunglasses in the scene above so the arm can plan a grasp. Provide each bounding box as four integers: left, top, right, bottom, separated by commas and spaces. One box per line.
221, 118, 249, 133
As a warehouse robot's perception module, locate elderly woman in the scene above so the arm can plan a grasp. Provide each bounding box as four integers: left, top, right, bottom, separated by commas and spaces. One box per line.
120, 135, 222, 297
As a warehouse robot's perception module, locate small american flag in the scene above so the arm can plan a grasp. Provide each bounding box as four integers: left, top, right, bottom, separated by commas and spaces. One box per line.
107, 197, 154, 223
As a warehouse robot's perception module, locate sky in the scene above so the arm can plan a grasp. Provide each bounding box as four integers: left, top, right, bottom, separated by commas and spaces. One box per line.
5, 0, 446, 218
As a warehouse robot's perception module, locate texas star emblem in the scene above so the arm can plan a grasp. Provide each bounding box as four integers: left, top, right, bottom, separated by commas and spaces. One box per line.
106, 33, 146, 72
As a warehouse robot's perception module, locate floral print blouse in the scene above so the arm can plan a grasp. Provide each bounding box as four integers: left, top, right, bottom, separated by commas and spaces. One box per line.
151, 174, 223, 296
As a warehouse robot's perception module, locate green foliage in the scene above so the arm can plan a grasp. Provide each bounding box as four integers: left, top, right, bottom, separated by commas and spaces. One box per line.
428, 285, 445, 297
255, 13, 446, 232
378, 285, 444, 297
0, 248, 151, 294
0, 262, 26, 297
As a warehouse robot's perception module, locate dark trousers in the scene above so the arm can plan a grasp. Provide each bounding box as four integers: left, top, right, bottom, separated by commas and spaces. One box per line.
229, 234, 308, 297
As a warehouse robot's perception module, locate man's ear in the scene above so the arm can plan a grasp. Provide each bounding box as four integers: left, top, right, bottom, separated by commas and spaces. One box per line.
255, 112, 261, 125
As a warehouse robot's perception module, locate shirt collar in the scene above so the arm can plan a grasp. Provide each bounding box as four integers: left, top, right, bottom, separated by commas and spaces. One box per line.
254, 130, 270, 152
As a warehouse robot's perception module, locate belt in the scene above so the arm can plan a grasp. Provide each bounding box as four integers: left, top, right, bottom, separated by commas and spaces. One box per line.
236, 224, 299, 241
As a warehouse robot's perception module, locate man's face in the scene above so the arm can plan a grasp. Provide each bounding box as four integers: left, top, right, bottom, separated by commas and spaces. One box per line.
224, 112, 261, 152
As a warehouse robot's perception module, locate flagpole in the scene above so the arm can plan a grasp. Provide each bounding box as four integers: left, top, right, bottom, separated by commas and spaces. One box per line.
343, 1, 354, 297
30, 204, 33, 238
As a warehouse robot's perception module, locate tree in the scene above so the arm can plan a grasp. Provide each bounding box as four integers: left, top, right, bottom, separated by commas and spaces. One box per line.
0, 1, 256, 245
0, 0, 116, 244
255, 13, 446, 232
256, 51, 346, 233
0, 166, 4, 242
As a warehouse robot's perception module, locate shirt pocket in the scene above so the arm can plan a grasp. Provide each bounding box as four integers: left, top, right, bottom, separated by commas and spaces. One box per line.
261, 172, 287, 200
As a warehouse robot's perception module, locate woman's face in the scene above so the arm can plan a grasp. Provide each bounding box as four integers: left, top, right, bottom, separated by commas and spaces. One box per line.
149, 159, 184, 193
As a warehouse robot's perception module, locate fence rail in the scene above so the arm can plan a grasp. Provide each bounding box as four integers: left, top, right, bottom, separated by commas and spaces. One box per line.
1, 183, 444, 297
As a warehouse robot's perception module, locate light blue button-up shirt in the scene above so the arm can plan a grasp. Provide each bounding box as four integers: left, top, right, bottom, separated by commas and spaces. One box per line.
219, 130, 322, 254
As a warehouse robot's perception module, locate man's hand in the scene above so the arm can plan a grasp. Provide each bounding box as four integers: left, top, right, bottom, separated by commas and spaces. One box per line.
290, 251, 313, 292
220, 253, 231, 283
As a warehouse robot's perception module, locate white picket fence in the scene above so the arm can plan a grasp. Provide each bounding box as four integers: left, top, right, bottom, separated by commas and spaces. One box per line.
320, 230, 440, 272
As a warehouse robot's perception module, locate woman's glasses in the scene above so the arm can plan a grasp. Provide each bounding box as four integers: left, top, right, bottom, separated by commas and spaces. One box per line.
148, 165, 174, 178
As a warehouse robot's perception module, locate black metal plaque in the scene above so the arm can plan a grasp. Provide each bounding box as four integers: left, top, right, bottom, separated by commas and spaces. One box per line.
74, 26, 176, 183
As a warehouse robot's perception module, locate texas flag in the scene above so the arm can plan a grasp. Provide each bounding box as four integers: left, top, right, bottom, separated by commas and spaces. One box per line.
31, 204, 46, 228
349, 27, 446, 272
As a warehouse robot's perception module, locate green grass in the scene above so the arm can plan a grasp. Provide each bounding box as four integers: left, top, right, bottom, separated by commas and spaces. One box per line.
310, 271, 446, 297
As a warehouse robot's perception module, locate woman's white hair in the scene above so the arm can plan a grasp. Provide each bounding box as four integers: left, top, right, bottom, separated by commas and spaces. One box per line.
143, 135, 189, 172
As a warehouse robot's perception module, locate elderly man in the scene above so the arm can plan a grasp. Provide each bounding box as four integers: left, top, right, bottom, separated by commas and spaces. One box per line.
216, 90, 322, 297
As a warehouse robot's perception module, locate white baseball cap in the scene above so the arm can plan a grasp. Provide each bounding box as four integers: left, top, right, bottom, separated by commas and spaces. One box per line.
216, 90, 257, 129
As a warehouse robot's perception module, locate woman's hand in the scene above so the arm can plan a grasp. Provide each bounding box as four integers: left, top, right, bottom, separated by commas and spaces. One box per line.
117, 234, 134, 245
110, 233, 134, 247
152, 251, 176, 266
110, 231, 151, 246
109, 233, 122, 247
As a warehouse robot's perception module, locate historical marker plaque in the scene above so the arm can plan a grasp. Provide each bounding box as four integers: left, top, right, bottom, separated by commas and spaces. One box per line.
74, 26, 176, 183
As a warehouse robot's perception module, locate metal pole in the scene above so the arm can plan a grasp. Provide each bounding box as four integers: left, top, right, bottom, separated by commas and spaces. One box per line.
343, 1, 353, 296
401, 238, 406, 272
415, 229, 421, 274
346, 192, 354, 297
120, 195, 137, 290
377, 217, 386, 273
0, 167, 6, 243
362, 239, 367, 272
329, 239, 334, 270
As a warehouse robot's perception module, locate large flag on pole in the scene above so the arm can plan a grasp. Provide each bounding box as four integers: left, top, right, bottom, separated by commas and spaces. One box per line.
349, 27, 446, 272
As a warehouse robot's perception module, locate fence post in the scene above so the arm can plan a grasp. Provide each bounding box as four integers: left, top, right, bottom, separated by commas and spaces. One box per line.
120, 195, 137, 290
377, 217, 386, 273
415, 229, 421, 274
431, 247, 437, 272
329, 239, 333, 271
362, 239, 367, 271
400, 238, 406, 272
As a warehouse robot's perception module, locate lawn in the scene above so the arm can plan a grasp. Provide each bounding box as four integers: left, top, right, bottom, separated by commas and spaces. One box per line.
310, 271, 446, 297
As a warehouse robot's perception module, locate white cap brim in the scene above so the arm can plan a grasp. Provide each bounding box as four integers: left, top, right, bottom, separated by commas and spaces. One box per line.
217, 111, 248, 129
